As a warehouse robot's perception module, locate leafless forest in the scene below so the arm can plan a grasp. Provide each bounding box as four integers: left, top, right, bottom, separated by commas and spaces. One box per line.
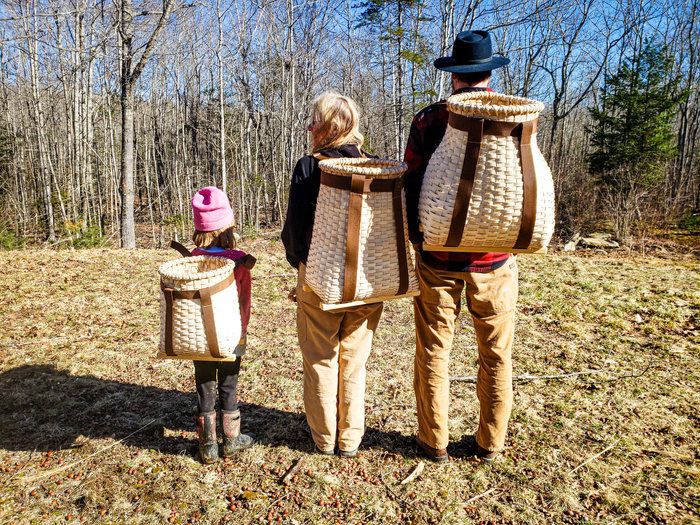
0, 0, 698, 248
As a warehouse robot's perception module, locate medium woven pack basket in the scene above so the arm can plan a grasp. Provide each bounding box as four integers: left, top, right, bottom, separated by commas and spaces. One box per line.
158, 250, 242, 360
304, 157, 419, 309
418, 91, 555, 253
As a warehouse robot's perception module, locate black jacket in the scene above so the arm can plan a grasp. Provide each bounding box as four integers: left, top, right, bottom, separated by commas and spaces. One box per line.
281, 144, 368, 268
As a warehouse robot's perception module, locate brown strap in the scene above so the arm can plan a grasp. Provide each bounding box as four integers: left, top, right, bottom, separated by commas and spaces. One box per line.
343, 174, 364, 302
448, 113, 538, 137
161, 271, 236, 300
161, 272, 235, 357
392, 178, 409, 295
444, 114, 539, 249
236, 254, 256, 270
513, 120, 537, 250
170, 240, 192, 257
321, 170, 397, 193
199, 286, 222, 358
445, 118, 484, 247
163, 288, 175, 356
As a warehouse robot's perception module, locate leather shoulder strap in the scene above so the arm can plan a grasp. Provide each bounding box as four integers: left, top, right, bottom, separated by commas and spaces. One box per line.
170, 240, 192, 257
236, 254, 257, 270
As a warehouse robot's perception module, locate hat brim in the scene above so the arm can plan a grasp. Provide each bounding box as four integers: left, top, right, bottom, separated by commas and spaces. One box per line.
433, 55, 510, 73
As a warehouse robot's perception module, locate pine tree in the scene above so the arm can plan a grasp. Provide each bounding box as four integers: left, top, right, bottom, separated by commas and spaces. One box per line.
588, 43, 686, 187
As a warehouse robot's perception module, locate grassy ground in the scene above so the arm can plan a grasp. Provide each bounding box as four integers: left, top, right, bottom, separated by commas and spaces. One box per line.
0, 240, 698, 525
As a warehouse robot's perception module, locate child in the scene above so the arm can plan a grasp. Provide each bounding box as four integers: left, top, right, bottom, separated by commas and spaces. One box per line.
190, 186, 254, 463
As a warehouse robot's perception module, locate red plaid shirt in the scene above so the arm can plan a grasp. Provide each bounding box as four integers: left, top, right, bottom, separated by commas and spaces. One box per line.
404, 86, 510, 273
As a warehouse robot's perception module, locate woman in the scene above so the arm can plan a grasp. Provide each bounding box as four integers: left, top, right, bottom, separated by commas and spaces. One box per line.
281, 92, 382, 457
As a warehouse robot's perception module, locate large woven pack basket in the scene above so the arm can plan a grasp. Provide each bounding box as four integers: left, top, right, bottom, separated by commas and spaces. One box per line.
158, 256, 242, 360
419, 91, 555, 253
305, 157, 419, 309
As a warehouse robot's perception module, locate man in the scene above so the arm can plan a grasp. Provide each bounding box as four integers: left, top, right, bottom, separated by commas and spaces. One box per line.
404, 30, 518, 462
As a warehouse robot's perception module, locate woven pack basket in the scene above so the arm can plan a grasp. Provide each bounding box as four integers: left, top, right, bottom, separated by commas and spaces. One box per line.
418, 91, 555, 253
304, 157, 419, 308
158, 255, 242, 360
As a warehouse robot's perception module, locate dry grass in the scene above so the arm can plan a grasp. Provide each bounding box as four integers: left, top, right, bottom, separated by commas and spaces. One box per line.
0, 240, 698, 525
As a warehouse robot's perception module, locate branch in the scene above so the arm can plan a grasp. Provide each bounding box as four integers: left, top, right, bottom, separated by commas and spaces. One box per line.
400, 461, 424, 485
450, 370, 611, 382
568, 438, 620, 474
464, 487, 498, 504
451, 362, 653, 384
129, 0, 177, 85
23, 419, 160, 484
279, 456, 306, 485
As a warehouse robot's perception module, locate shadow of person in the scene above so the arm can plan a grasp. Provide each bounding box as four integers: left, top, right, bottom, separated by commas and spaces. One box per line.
0, 364, 406, 457
0, 364, 310, 456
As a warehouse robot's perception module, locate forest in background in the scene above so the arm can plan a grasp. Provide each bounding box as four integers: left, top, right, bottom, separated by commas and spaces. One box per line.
0, 0, 698, 248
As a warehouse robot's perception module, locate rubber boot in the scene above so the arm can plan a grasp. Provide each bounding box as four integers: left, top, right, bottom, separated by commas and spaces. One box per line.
196, 411, 218, 464
221, 410, 254, 456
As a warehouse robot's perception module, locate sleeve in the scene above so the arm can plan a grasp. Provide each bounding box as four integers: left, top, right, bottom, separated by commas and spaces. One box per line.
233, 264, 251, 335
403, 112, 428, 245
281, 157, 315, 268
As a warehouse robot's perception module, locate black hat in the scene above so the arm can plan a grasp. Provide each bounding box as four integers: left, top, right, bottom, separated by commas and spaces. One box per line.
434, 30, 510, 73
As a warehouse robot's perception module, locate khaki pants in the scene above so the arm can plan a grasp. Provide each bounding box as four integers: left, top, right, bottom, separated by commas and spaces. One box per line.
413, 255, 518, 452
296, 268, 383, 452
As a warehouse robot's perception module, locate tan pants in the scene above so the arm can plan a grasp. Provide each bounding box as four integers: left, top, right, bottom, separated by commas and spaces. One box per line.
413, 255, 518, 452
296, 268, 383, 452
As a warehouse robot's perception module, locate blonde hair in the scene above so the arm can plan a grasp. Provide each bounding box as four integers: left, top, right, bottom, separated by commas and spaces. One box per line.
192, 224, 237, 250
310, 91, 364, 152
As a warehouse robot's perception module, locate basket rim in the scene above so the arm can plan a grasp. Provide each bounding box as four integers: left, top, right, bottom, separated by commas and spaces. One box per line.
448, 91, 544, 118
319, 157, 407, 177
158, 255, 234, 282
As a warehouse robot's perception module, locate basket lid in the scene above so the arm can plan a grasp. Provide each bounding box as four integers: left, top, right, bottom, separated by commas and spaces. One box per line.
448, 91, 544, 120
319, 157, 407, 179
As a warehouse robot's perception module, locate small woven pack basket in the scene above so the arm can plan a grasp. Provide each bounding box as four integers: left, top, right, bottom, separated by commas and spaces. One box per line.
158, 255, 242, 360
418, 91, 555, 253
304, 157, 419, 308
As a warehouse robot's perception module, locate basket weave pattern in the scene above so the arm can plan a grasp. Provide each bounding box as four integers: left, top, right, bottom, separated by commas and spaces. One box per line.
419, 92, 555, 252
305, 158, 418, 305
158, 256, 242, 359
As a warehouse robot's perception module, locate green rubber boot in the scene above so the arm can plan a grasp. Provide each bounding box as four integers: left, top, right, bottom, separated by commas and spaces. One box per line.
221, 410, 255, 457
196, 411, 218, 464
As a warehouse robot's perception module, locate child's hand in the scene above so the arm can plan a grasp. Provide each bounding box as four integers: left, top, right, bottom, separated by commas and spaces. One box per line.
287, 287, 297, 302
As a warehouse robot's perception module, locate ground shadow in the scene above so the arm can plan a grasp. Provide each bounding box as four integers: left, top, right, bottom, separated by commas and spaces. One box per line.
0, 364, 410, 457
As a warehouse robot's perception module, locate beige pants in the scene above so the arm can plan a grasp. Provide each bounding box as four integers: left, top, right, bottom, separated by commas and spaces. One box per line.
413, 255, 518, 452
296, 267, 383, 452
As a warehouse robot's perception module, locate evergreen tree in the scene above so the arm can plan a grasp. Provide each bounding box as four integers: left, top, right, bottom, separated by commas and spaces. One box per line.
588, 43, 686, 187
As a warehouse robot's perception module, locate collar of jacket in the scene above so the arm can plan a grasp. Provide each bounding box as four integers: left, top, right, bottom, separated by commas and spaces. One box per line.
316, 144, 363, 158
452, 86, 494, 96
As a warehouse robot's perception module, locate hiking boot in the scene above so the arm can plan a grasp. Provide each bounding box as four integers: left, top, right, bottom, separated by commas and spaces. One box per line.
314, 445, 335, 456
221, 410, 254, 456
196, 411, 218, 464
463, 436, 500, 462
416, 436, 449, 463
337, 447, 359, 458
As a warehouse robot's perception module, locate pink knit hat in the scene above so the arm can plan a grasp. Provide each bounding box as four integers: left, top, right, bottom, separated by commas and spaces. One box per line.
192, 187, 234, 232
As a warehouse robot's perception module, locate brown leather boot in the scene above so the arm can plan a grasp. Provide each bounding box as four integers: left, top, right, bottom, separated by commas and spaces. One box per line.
196, 411, 218, 464
221, 410, 254, 457
416, 436, 449, 463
